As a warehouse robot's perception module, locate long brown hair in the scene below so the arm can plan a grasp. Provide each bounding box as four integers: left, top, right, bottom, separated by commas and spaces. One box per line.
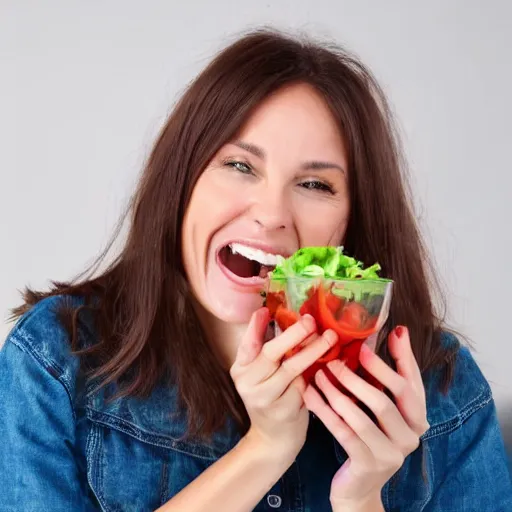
12, 28, 457, 439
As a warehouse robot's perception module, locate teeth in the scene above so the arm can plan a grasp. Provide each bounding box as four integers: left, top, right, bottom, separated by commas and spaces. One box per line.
229, 243, 279, 267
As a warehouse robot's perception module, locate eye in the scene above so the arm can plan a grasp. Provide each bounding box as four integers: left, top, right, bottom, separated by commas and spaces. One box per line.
300, 180, 335, 194
224, 160, 253, 175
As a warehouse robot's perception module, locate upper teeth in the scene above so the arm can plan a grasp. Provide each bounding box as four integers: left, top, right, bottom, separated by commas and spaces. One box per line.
230, 243, 280, 267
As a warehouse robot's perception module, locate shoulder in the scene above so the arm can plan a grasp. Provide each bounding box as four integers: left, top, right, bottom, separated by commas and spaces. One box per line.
423, 331, 493, 439
2, 295, 95, 397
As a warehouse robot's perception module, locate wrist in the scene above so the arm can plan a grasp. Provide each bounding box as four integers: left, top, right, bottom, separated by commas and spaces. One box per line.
331, 493, 384, 512
242, 428, 296, 473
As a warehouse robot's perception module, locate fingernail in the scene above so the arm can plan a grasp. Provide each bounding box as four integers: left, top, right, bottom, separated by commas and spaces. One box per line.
302, 314, 316, 331
360, 343, 372, 354
395, 325, 404, 338
327, 359, 344, 372
315, 369, 326, 383
323, 329, 337, 345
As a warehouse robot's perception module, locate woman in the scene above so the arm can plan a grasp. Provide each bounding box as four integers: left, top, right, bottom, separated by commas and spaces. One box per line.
1, 29, 510, 512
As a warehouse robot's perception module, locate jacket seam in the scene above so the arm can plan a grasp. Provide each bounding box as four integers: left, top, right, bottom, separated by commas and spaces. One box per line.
86, 408, 220, 461
9, 330, 78, 423
421, 388, 492, 441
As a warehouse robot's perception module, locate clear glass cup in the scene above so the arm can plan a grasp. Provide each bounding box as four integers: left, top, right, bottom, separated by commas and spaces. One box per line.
265, 276, 394, 387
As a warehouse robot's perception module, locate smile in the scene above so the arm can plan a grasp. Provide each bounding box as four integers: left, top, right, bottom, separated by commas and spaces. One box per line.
217, 242, 281, 281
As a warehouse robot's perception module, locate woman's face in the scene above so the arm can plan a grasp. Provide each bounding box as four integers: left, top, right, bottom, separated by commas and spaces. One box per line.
182, 83, 350, 324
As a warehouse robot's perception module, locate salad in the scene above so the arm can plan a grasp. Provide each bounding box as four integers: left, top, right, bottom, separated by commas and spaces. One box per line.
264, 246, 393, 392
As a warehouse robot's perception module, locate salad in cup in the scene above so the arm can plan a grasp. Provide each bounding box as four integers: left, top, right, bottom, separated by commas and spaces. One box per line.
263, 247, 393, 394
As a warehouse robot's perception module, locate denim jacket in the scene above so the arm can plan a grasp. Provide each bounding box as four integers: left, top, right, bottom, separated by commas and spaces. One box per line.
1, 295, 511, 512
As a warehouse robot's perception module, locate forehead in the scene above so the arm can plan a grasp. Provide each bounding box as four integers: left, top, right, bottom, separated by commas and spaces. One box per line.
236, 83, 347, 159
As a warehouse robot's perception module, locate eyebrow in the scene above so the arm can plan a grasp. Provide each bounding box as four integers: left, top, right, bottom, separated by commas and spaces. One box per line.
231, 140, 346, 173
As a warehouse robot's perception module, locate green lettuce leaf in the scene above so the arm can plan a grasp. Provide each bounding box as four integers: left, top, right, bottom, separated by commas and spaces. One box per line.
270, 246, 383, 281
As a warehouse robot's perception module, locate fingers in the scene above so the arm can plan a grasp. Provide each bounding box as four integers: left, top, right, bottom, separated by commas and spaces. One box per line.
232, 313, 323, 392
259, 330, 338, 401
314, 370, 393, 455
359, 338, 429, 435
387, 326, 425, 399
234, 308, 270, 366
261, 315, 317, 362
303, 384, 373, 465
326, 360, 421, 453
358, 344, 407, 398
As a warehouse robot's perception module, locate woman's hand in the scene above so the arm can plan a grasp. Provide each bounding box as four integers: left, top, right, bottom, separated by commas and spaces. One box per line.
303, 326, 429, 512
230, 307, 337, 466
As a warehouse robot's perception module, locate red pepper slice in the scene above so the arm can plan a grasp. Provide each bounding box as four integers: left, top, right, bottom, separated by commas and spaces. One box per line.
275, 305, 299, 332
299, 288, 317, 317
316, 286, 355, 343
266, 291, 285, 317
316, 342, 342, 363
325, 291, 343, 316
338, 301, 369, 330
339, 339, 364, 372
284, 345, 302, 359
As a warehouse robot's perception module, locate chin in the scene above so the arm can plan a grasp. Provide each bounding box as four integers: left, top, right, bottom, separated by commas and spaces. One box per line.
204, 287, 263, 325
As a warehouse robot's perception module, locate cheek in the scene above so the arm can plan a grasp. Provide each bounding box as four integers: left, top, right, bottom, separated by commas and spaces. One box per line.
293, 197, 350, 246
182, 172, 248, 269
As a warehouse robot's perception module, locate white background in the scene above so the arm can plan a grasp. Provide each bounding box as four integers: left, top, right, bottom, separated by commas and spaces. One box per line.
1, 1, 510, 445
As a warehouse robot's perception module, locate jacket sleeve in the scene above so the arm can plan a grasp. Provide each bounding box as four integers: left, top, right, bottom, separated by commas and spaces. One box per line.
0, 334, 99, 512
426, 397, 512, 511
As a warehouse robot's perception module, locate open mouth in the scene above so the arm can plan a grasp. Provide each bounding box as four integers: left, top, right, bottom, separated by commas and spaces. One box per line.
218, 243, 278, 280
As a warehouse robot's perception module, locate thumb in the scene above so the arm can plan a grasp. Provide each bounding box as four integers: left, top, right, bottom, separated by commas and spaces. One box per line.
235, 307, 270, 366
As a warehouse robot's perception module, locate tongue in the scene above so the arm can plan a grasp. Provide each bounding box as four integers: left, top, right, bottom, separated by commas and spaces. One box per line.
258, 265, 272, 279
226, 250, 261, 278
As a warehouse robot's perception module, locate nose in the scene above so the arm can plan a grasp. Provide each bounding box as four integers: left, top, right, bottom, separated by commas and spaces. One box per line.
250, 187, 291, 231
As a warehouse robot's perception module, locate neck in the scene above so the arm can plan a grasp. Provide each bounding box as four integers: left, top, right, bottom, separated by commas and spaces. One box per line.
194, 304, 248, 369
208, 318, 248, 369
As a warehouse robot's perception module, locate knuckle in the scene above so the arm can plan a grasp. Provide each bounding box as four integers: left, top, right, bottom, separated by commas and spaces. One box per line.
387, 451, 405, 470
330, 397, 346, 413
374, 396, 394, 418
409, 437, 421, 452
260, 343, 274, 360
229, 364, 240, 380
281, 359, 299, 378
352, 459, 373, 478
250, 394, 271, 411
401, 436, 420, 454
271, 406, 294, 423
393, 378, 408, 398
234, 381, 249, 397
297, 317, 314, 338
411, 416, 429, 436
334, 423, 355, 443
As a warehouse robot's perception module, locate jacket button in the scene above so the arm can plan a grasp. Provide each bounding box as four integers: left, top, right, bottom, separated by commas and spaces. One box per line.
267, 494, 282, 508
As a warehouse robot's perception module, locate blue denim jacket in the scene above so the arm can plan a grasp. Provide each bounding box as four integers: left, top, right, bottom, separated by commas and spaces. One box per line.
1, 295, 511, 512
